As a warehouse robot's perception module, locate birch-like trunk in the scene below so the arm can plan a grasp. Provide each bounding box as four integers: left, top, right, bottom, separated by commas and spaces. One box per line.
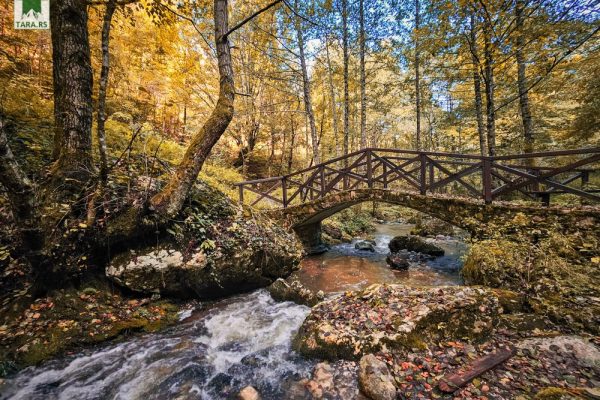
325, 38, 340, 157
294, 2, 319, 165
97, 0, 116, 183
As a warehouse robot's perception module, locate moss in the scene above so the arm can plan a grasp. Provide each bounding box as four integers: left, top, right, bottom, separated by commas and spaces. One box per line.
534, 387, 577, 400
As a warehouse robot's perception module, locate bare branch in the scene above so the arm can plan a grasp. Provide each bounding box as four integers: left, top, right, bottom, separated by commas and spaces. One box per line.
221, 0, 284, 39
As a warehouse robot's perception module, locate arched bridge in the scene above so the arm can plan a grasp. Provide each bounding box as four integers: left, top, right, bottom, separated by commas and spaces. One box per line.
235, 148, 600, 252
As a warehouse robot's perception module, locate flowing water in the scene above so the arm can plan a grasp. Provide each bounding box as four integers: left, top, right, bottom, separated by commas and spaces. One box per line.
1, 223, 467, 400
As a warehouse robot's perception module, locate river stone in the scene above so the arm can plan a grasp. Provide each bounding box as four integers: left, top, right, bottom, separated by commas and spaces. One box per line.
355, 240, 376, 252
411, 217, 455, 237
268, 278, 325, 307
293, 284, 505, 360
386, 253, 410, 270
106, 181, 303, 299
388, 235, 444, 257
238, 386, 261, 400
358, 354, 397, 400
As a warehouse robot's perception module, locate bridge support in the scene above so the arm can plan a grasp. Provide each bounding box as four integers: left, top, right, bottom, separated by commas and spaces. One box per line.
294, 222, 328, 255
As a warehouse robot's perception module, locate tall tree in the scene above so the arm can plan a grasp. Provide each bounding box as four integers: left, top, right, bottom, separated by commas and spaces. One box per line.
325, 37, 340, 157
414, 0, 421, 150
342, 0, 350, 163
294, 0, 319, 165
515, 0, 534, 154
482, 15, 496, 157
49, 0, 95, 185
97, 0, 117, 182
469, 12, 486, 156
359, 0, 367, 149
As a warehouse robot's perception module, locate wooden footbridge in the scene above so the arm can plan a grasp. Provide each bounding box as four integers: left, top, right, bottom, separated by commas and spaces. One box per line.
235, 148, 600, 208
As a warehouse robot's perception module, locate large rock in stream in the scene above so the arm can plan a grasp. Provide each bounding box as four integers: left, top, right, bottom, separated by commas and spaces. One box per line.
388, 235, 444, 257
293, 284, 519, 361
106, 181, 303, 299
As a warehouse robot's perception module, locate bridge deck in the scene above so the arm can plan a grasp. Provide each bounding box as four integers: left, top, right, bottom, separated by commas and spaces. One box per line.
235, 148, 600, 208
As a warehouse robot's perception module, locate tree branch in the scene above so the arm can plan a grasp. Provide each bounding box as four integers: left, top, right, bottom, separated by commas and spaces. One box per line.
221, 0, 284, 40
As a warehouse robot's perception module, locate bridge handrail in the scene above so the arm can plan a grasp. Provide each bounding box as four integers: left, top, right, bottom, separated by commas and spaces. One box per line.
234, 147, 600, 207
235, 147, 600, 186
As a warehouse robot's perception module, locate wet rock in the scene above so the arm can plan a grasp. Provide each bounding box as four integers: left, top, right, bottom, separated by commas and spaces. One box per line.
355, 240, 376, 252
385, 253, 410, 270
411, 217, 455, 237
517, 336, 600, 368
294, 284, 505, 360
268, 278, 325, 307
388, 235, 444, 257
238, 386, 261, 400
358, 354, 397, 400
106, 181, 303, 299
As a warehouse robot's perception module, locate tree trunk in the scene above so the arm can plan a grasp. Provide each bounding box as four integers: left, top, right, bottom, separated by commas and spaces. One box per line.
97, 0, 117, 183
482, 20, 496, 157
414, 0, 421, 150
469, 13, 487, 156
150, 0, 234, 218
342, 0, 350, 165
515, 0, 534, 154
50, 0, 95, 185
288, 112, 296, 174
359, 0, 367, 149
325, 38, 340, 158
294, 1, 319, 165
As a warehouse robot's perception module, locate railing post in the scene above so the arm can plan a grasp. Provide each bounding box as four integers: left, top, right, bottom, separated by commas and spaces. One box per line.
482, 158, 492, 204
428, 163, 434, 192
383, 163, 388, 189
366, 150, 373, 189
320, 166, 325, 197
282, 177, 287, 208
419, 153, 427, 195
581, 170, 589, 186
238, 184, 244, 204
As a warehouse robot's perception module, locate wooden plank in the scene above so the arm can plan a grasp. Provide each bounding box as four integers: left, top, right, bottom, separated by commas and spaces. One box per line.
438, 346, 515, 393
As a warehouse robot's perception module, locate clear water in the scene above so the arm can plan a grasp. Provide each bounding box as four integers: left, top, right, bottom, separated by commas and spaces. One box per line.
294, 223, 466, 293
0, 223, 467, 399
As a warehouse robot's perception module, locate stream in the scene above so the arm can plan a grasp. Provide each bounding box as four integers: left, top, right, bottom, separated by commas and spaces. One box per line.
1, 223, 467, 400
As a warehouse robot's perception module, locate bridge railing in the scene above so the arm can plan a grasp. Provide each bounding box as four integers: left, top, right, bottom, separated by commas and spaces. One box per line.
235, 148, 600, 208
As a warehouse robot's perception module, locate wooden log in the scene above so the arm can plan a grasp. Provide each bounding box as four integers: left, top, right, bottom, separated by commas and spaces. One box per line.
438, 346, 515, 393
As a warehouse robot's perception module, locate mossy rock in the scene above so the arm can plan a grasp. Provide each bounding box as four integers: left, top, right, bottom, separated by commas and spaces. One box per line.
293, 284, 504, 361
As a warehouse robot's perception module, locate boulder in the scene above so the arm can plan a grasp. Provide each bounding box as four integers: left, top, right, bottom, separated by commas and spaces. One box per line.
388, 235, 444, 257
386, 253, 410, 270
294, 284, 505, 360
267, 278, 325, 307
358, 354, 397, 400
107, 181, 303, 299
411, 217, 454, 237
355, 240, 376, 252
238, 386, 261, 400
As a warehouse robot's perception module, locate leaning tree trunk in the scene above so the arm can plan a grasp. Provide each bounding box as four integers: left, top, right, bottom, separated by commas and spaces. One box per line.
49, 0, 95, 186
97, 0, 117, 183
150, 0, 234, 219
359, 0, 367, 150
515, 0, 534, 155
469, 13, 487, 156
294, 1, 319, 165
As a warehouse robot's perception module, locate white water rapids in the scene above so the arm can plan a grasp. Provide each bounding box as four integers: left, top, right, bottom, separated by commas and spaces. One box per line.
0, 291, 312, 400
